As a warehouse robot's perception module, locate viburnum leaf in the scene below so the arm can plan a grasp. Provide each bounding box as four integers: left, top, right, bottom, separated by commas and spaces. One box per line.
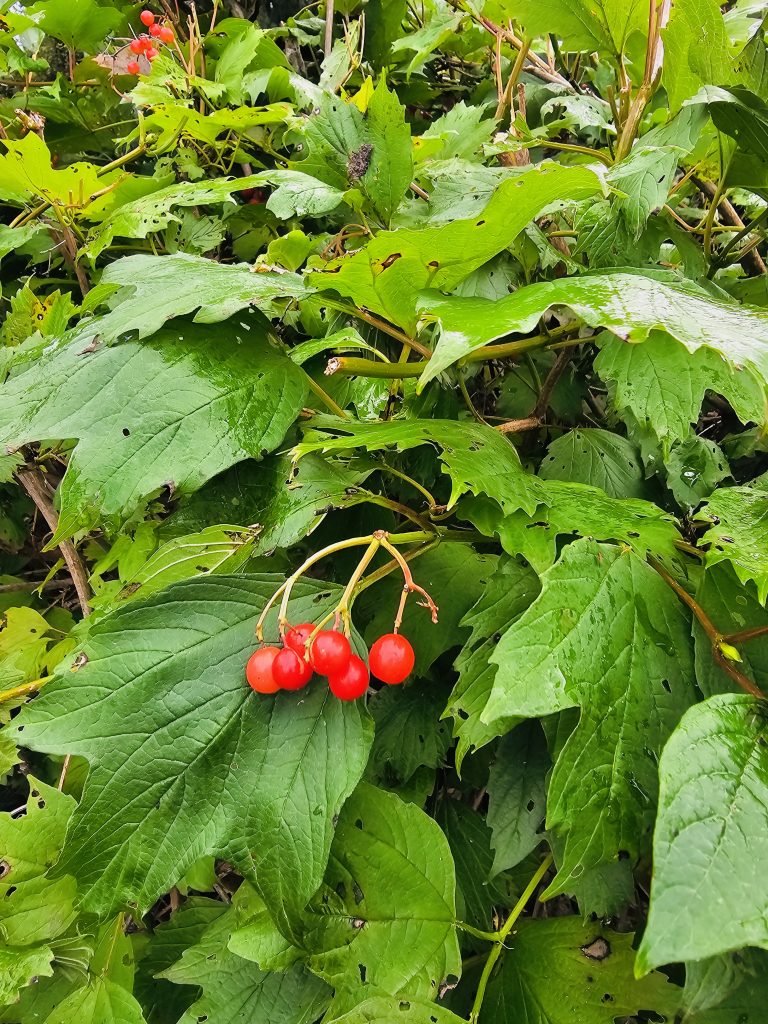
301, 783, 460, 1002
503, 0, 647, 57
0, 777, 76, 947
463, 480, 682, 572
0, 943, 55, 1007
296, 416, 548, 516
161, 888, 330, 1024
417, 272, 768, 394
695, 85, 768, 161
446, 557, 541, 771
481, 917, 681, 1023
367, 677, 452, 784
637, 694, 768, 973
10, 576, 374, 930
437, 800, 502, 933
665, 436, 730, 509
595, 332, 765, 447
296, 80, 412, 225
162, 452, 371, 554
486, 722, 550, 876
538, 428, 649, 499
309, 164, 603, 332
67, 253, 309, 349
484, 540, 696, 895
0, 134, 116, 208
360, 545, 498, 676
695, 478, 768, 603
662, 0, 735, 110
0, 321, 307, 539
681, 950, 768, 1022
29, 0, 122, 52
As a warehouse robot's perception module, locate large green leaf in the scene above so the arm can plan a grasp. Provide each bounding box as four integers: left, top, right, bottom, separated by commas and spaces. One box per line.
446, 557, 541, 771
0, 943, 55, 1008
696, 479, 768, 603
0, 321, 307, 538
68, 253, 309, 349
662, 0, 735, 110
327, 996, 464, 1023
538, 428, 649, 499
296, 416, 547, 516
637, 694, 768, 973
484, 540, 696, 895
464, 479, 682, 572
0, 777, 76, 947
11, 576, 373, 930
301, 783, 460, 1001
696, 86, 768, 161
595, 332, 765, 446
297, 80, 413, 225
310, 164, 603, 332
506, 0, 647, 57
30, 0, 122, 52
481, 917, 680, 1023
416, 272, 768, 395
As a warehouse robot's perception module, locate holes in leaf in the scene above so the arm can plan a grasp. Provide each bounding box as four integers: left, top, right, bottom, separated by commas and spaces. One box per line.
661, 679, 671, 693
358, 963, 367, 983
122, 427, 130, 436
5, 886, 17, 897
526, 799, 535, 812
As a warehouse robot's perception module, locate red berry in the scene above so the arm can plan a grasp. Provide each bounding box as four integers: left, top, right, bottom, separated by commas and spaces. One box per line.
149, 22, 162, 36
328, 654, 369, 701
272, 647, 312, 690
146, 46, 159, 59
285, 622, 314, 656
129, 38, 144, 54
158, 25, 174, 43
246, 646, 280, 694
126, 59, 141, 75
138, 34, 151, 49
140, 10, 155, 26
369, 633, 415, 685
310, 630, 352, 676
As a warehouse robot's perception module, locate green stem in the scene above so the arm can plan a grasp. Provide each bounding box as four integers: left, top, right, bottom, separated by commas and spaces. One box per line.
469, 853, 553, 1023
327, 357, 424, 379
305, 374, 348, 418
710, 206, 768, 271
377, 462, 438, 508
541, 139, 613, 166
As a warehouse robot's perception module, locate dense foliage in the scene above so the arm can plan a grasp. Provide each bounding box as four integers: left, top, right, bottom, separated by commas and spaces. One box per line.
1, 0, 768, 1020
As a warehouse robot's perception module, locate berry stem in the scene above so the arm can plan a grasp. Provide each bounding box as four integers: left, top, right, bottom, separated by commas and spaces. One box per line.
379, 534, 439, 630
330, 536, 383, 636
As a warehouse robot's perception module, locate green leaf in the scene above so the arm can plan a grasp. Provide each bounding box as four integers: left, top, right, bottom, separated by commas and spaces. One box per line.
696, 85, 768, 161
162, 889, 330, 1024
0, 943, 55, 1007
367, 676, 452, 784
360, 546, 498, 676
67, 253, 309, 349
437, 800, 501, 933
0, 134, 107, 207
310, 164, 603, 332
682, 950, 768, 1022
297, 81, 413, 225
485, 541, 696, 895
0, 321, 307, 538
506, 0, 647, 57
595, 331, 765, 446
539, 428, 649, 499
163, 452, 370, 553
665, 436, 730, 508
464, 479, 682, 572
302, 783, 460, 1001
11, 576, 373, 929
0, 777, 76, 947
30, 0, 122, 52
446, 557, 541, 771
662, 0, 735, 110
296, 416, 548, 516
417, 272, 768, 396
486, 722, 549, 876
696, 479, 768, 603
481, 917, 680, 1023
637, 694, 768, 973
413, 102, 495, 164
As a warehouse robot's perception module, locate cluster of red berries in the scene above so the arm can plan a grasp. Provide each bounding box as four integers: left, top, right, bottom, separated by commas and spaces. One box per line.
126, 11, 174, 76
245, 627, 415, 702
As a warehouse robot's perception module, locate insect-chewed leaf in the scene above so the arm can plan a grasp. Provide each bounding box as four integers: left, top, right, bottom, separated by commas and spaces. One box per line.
300, 783, 460, 1002
0, 321, 307, 539
481, 917, 680, 1023
695, 477, 768, 604
484, 540, 697, 895
10, 575, 373, 931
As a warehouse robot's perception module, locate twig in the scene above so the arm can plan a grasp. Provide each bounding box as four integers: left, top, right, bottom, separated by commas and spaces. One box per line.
16, 467, 92, 616
648, 556, 764, 699
324, 0, 335, 58
532, 348, 572, 419
694, 176, 767, 276
723, 624, 768, 645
